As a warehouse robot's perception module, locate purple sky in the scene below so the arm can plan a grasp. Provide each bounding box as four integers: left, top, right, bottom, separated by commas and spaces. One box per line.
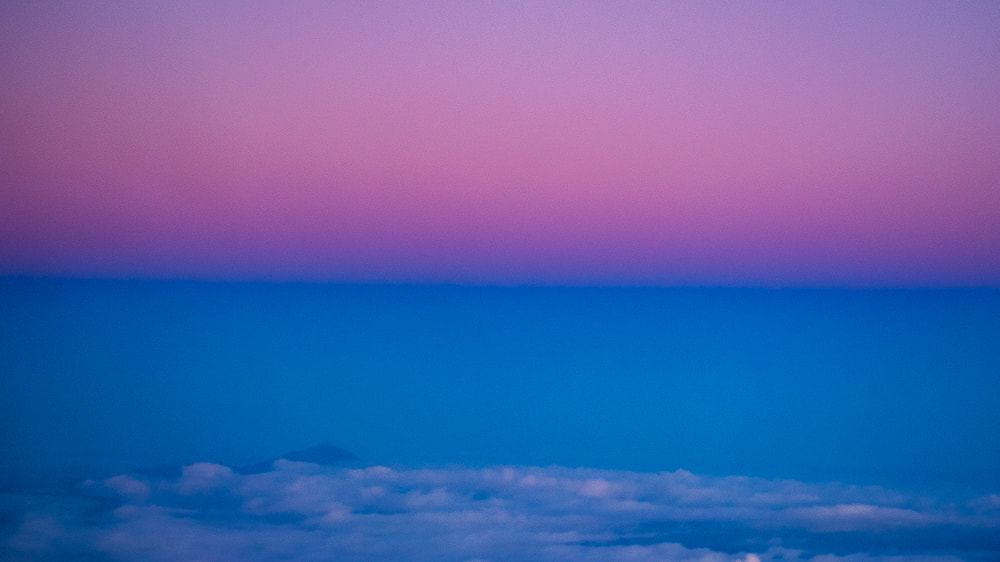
3, 1, 999, 286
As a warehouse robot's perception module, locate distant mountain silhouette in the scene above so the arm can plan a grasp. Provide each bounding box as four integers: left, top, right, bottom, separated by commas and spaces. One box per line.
281, 443, 360, 465
131, 444, 362, 478
131, 462, 186, 480
235, 443, 362, 474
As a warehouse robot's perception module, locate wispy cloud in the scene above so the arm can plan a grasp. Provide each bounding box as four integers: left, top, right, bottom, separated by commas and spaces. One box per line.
2, 461, 997, 561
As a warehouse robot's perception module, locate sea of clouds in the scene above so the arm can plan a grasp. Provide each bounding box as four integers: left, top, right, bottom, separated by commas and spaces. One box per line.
2, 460, 998, 561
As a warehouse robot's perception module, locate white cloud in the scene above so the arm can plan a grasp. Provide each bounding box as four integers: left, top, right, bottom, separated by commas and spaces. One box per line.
782, 503, 937, 532
103, 475, 151, 502
579, 478, 612, 498
176, 462, 234, 495
0, 462, 995, 561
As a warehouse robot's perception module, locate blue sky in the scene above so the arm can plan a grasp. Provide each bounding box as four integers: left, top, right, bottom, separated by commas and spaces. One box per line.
4, 3, 999, 558
3, 279, 999, 559
3, 279, 998, 494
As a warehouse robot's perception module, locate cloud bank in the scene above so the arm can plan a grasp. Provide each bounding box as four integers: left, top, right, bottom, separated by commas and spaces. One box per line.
2, 461, 998, 561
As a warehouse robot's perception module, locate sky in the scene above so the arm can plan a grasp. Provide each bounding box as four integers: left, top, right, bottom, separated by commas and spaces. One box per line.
3, 3, 1000, 560
2, 1, 1000, 286
3, 280, 999, 493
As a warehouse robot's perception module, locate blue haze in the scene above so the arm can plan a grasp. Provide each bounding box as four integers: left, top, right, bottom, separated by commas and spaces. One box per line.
1, 278, 998, 494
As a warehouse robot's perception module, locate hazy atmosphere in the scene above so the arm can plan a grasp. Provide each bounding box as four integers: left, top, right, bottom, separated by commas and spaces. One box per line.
2, 2, 999, 560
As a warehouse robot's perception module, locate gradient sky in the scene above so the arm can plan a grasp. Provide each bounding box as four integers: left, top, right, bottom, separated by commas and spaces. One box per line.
3, 1, 999, 285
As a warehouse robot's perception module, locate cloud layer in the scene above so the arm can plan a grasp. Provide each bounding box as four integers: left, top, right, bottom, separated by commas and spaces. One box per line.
2, 461, 998, 561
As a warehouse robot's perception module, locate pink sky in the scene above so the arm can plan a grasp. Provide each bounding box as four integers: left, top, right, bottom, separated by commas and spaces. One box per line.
2, 1, 999, 285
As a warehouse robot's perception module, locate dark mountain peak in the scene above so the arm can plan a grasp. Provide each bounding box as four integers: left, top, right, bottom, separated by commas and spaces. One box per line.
280, 443, 360, 465
131, 462, 185, 480
233, 443, 362, 475
128, 445, 363, 478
